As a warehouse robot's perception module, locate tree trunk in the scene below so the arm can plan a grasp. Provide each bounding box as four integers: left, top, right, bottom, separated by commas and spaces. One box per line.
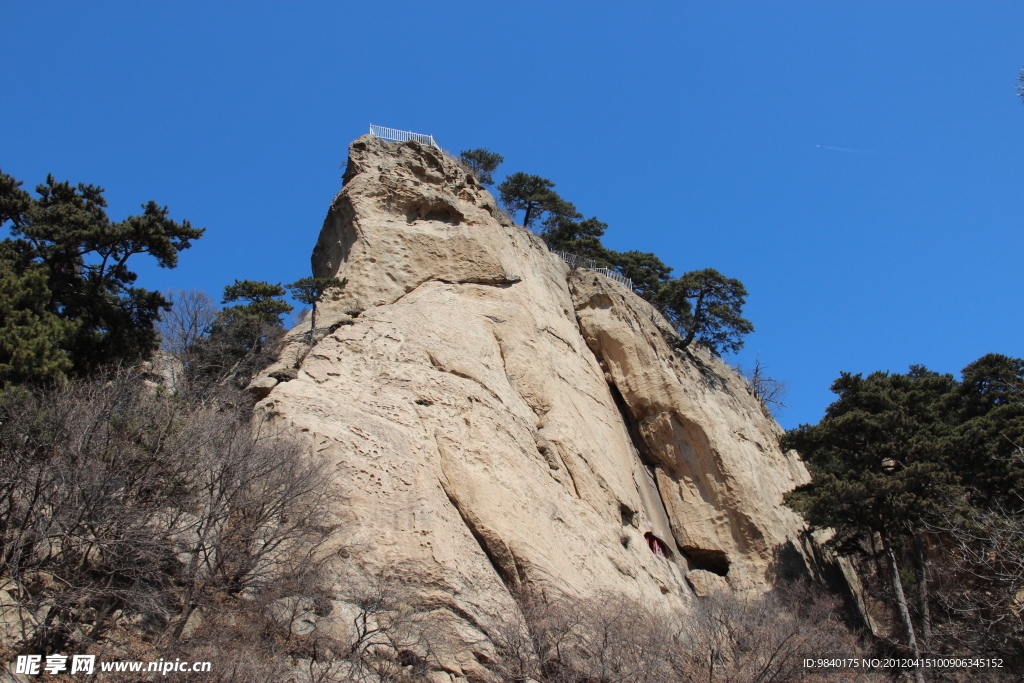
683, 291, 705, 348
916, 534, 932, 648
884, 536, 924, 683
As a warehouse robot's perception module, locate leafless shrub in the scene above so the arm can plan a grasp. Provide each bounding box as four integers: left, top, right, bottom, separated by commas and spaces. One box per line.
148, 573, 444, 683
574, 594, 668, 683
667, 582, 878, 683
925, 504, 1024, 673
0, 369, 334, 662
491, 586, 589, 682
734, 354, 790, 417
0, 370, 456, 682
328, 575, 441, 682
491, 582, 874, 683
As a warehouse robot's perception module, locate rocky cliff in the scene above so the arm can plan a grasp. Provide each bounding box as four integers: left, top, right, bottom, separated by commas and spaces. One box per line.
254, 135, 817, 677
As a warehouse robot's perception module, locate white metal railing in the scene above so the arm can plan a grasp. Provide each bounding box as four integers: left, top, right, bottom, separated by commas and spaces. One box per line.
553, 250, 633, 290
369, 124, 440, 148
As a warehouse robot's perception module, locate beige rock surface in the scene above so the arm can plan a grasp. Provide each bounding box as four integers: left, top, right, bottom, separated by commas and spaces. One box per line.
684, 569, 730, 598
255, 135, 816, 671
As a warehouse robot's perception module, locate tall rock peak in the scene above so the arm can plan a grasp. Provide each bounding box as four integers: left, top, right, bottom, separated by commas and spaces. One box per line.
256, 135, 816, 676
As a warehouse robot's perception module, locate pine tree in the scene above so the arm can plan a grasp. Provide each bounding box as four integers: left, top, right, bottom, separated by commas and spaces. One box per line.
658, 269, 753, 355
497, 173, 565, 229
189, 281, 293, 387
782, 367, 967, 679
608, 251, 674, 300
540, 213, 611, 263
0, 252, 76, 388
458, 149, 504, 186
221, 280, 294, 326
0, 170, 203, 378
952, 354, 1024, 508
286, 276, 347, 338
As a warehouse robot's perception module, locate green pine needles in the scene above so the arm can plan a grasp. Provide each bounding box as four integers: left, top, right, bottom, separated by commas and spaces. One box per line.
458, 148, 504, 186
0, 169, 204, 387
287, 276, 347, 338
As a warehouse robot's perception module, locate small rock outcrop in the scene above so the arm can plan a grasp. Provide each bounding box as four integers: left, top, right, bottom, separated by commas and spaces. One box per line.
255, 135, 816, 675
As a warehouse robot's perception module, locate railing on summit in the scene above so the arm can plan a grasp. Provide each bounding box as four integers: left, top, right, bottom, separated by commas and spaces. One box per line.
369, 124, 440, 149
552, 250, 633, 290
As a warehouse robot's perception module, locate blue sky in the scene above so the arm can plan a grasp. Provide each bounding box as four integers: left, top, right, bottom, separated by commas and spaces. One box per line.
2, 1, 1022, 428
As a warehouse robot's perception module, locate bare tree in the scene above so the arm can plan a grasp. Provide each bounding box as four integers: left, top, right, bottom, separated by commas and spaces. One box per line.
329, 576, 441, 682
0, 370, 334, 658
158, 289, 219, 356
735, 355, 790, 417
925, 501, 1024, 667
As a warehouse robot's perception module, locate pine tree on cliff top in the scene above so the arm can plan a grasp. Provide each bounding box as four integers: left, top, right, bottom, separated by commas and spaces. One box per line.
657, 269, 753, 356
498, 172, 567, 229
287, 276, 347, 339
459, 148, 504, 186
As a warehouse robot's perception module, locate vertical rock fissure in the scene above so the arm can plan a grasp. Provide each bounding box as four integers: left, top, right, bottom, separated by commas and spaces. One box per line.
441, 486, 516, 588
551, 442, 582, 499
606, 381, 656, 468
604, 380, 734, 577
604, 380, 684, 563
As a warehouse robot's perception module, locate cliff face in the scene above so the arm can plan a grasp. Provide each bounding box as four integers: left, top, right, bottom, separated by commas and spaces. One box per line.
255, 135, 814, 673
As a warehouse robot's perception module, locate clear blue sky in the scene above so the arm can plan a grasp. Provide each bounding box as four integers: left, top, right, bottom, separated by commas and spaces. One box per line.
2, 1, 1022, 428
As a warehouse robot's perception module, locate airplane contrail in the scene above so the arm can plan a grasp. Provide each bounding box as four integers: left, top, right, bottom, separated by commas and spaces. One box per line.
816, 144, 875, 154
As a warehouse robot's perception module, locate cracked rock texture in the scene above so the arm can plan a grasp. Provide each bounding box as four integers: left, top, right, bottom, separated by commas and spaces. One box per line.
256, 135, 815, 677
